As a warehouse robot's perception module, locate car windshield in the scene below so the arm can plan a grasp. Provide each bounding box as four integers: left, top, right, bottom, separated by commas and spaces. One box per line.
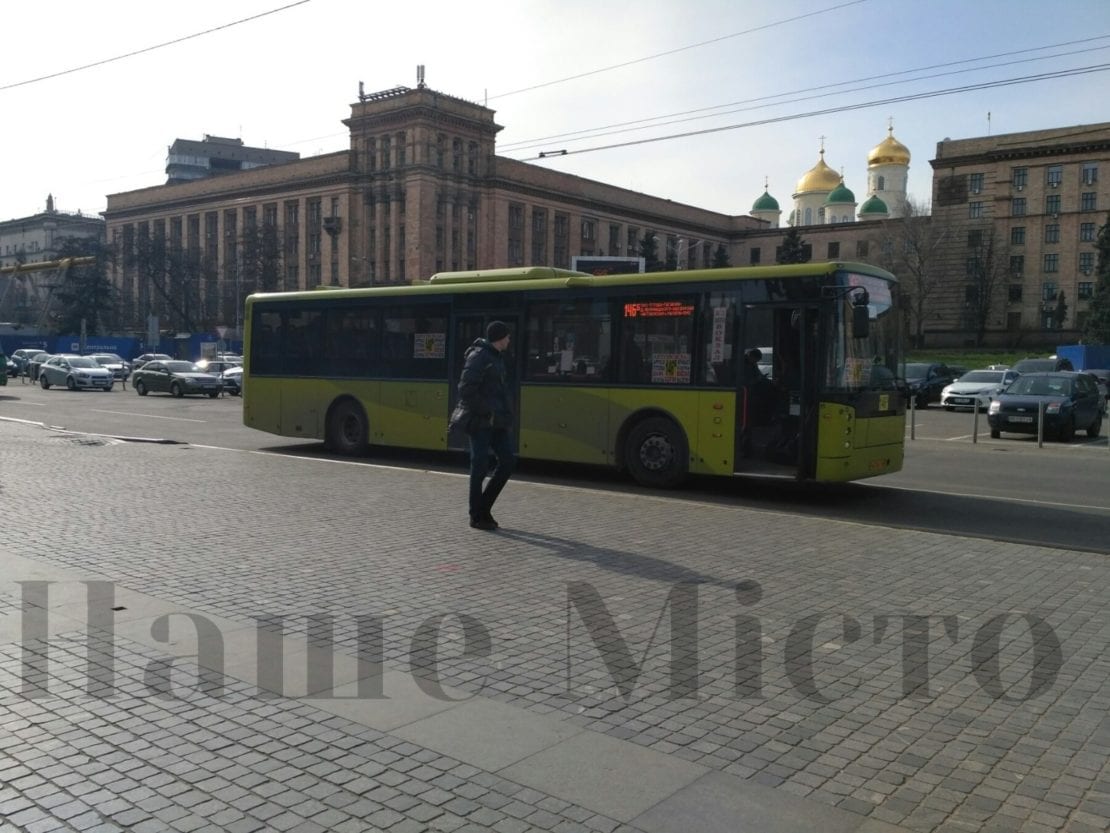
92, 354, 123, 362
67, 357, 98, 368
1006, 375, 1072, 396
1013, 359, 1055, 372
164, 361, 199, 372
957, 371, 1003, 383
903, 363, 931, 380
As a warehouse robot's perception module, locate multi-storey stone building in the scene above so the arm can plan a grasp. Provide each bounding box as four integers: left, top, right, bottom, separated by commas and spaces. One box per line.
103, 83, 762, 335
929, 123, 1110, 346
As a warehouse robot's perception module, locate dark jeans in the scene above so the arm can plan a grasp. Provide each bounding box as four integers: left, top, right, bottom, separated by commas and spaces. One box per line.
468, 427, 516, 520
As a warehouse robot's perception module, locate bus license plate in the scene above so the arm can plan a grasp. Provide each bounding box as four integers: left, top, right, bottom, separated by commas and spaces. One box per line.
1008, 416, 1034, 423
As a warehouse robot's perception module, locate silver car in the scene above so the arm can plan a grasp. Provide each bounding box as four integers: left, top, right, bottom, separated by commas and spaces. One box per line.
38, 355, 114, 391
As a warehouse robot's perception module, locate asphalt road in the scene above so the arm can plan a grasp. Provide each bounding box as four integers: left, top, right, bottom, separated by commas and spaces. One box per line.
2, 379, 1108, 553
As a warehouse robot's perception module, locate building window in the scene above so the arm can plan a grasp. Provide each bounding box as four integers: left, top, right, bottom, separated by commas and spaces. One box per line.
468, 142, 479, 176
1008, 284, 1023, 303
1044, 224, 1060, 244
827, 241, 840, 259
452, 138, 463, 172
1046, 165, 1063, 188
1045, 194, 1061, 215
554, 212, 569, 269
1009, 255, 1024, 276
749, 247, 761, 265
1082, 162, 1098, 185
968, 202, 983, 219
1041, 282, 1058, 303
968, 229, 983, 248
395, 132, 406, 166
581, 219, 595, 241
1012, 167, 1027, 188
1080, 222, 1096, 242
380, 135, 391, 170
507, 203, 524, 267
1043, 254, 1059, 273
1080, 252, 1095, 274
1011, 198, 1026, 216
969, 173, 984, 194
532, 209, 547, 264
627, 227, 638, 254
1078, 281, 1094, 300
856, 240, 869, 258
1081, 192, 1097, 212
1010, 226, 1025, 245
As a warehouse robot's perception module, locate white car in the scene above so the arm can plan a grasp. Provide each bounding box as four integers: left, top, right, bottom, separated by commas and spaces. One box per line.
941, 369, 1019, 411
38, 355, 114, 391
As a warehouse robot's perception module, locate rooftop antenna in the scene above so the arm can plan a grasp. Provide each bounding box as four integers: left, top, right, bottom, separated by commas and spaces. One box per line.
417, 64, 425, 89
987, 110, 992, 136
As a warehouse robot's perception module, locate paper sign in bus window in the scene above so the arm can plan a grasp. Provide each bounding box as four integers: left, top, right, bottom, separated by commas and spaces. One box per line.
652, 353, 691, 384
414, 333, 445, 359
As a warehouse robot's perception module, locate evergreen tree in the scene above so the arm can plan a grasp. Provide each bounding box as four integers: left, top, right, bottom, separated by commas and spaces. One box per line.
711, 243, 731, 268
638, 233, 662, 272
1082, 212, 1110, 343
50, 237, 118, 336
776, 226, 810, 264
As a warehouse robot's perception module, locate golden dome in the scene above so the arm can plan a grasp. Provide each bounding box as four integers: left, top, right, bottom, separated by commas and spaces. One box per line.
795, 151, 842, 194
868, 127, 911, 166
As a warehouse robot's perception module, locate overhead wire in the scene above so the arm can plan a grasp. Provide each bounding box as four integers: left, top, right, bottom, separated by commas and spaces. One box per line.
508, 63, 1110, 162
497, 35, 1110, 152
0, 1, 312, 92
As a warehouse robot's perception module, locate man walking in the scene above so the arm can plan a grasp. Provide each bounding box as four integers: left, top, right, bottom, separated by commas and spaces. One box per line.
451, 321, 516, 530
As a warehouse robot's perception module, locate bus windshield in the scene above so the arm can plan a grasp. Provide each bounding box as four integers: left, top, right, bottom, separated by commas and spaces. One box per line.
823, 272, 900, 393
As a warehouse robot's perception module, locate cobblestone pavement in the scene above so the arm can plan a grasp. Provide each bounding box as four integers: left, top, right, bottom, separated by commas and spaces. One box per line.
2, 417, 1109, 833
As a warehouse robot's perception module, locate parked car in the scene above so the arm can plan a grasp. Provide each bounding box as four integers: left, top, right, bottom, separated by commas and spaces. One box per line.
220, 365, 244, 396
132, 352, 173, 371
1, 351, 10, 384
38, 355, 114, 391
27, 352, 53, 381
1084, 368, 1110, 398
194, 357, 241, 376
132, 360, 222, 398
87, 353, 131, 380
941, 368, 1020, 411
987, 372, 1104, 441
1011, 356, 1074, 373
10, 348, 47, 376
902, 362, 956, 408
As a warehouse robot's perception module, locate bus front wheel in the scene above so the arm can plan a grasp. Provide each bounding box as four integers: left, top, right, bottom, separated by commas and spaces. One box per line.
327, 399, 369, 455
625, 416, 689, 489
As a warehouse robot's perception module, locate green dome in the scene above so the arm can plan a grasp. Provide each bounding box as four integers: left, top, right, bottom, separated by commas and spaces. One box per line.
859, 194, 889, 215
752, 190, 780, 211
824, 182, 855, 204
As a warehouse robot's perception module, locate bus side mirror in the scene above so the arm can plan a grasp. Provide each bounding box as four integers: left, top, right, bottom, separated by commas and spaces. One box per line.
851, 302, 870, 340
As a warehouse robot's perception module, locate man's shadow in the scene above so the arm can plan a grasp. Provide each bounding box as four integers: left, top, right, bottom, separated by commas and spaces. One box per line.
494, 528, 737, 589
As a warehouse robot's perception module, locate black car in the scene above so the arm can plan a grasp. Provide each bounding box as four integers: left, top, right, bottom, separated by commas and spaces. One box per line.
132, 352, 173, 371
987, 372, 1104, 441
132, 360, 223, 398
902, 362, 956, 408
1011, 356, 1074, 373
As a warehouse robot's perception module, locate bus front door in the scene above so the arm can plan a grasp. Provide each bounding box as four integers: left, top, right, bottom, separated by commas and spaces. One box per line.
448, 314, 521, 452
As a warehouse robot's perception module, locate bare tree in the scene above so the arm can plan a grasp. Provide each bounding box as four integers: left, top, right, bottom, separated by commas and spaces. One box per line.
964, 229, 1008, 346
878, 198, 947, 349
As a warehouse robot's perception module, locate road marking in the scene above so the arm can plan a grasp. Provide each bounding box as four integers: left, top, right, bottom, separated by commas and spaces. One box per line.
872, 481, 1110, 512
90, 409, 206, 423
8, 400, 45, 406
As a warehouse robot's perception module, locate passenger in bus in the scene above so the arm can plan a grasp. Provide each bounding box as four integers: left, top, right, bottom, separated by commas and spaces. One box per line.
450, 320, 516, 531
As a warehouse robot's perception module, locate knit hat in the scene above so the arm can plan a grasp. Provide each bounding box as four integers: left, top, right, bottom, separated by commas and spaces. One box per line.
486, 321, 510, 342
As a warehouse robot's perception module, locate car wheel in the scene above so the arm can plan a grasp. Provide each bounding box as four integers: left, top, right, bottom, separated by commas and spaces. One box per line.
40, 374, 50, 389
944, 405, 954, 412
625, 416, 689, 489
208, 391, 219, 398
170, 382, 184, 398
105, 384, 113, 392
990, 427, 1001, 439
1087, 413, 1103, 438
135, 380, 148, 396
66, 376, 77, 391
326, 399, 369, 455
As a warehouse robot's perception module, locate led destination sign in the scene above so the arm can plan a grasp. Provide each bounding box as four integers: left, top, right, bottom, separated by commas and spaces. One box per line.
623, 301, 694, 318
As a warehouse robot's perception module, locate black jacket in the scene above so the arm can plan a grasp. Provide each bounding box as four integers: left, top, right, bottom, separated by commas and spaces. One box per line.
451, 339, 513, 432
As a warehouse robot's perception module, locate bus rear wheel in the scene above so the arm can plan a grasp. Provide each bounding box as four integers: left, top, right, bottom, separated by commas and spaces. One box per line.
327, 399, 369, 455
625, 416, 688, 489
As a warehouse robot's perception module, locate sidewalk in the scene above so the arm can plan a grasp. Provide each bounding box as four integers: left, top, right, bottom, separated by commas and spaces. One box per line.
2, 418, 1108, 832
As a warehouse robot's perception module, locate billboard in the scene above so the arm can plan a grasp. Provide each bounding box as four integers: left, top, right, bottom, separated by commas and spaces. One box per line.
571, 256, 644, 276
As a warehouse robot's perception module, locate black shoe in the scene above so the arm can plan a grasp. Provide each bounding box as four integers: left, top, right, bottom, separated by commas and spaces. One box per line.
469, 517, 497, 531
483, 513, 499, 528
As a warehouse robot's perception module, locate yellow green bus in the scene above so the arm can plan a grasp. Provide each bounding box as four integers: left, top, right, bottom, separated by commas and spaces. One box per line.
243, 262, 904, 486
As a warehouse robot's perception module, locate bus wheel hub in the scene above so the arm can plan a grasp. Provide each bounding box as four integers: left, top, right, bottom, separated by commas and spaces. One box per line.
640, 435, 673, 471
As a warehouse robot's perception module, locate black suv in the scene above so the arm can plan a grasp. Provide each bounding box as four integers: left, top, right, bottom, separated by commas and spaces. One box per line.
903, 362, 956, 408
1012, 356, 1074, 373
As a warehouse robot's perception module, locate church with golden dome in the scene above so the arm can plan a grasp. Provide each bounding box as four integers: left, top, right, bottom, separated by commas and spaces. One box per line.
751, 126, 911, 228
